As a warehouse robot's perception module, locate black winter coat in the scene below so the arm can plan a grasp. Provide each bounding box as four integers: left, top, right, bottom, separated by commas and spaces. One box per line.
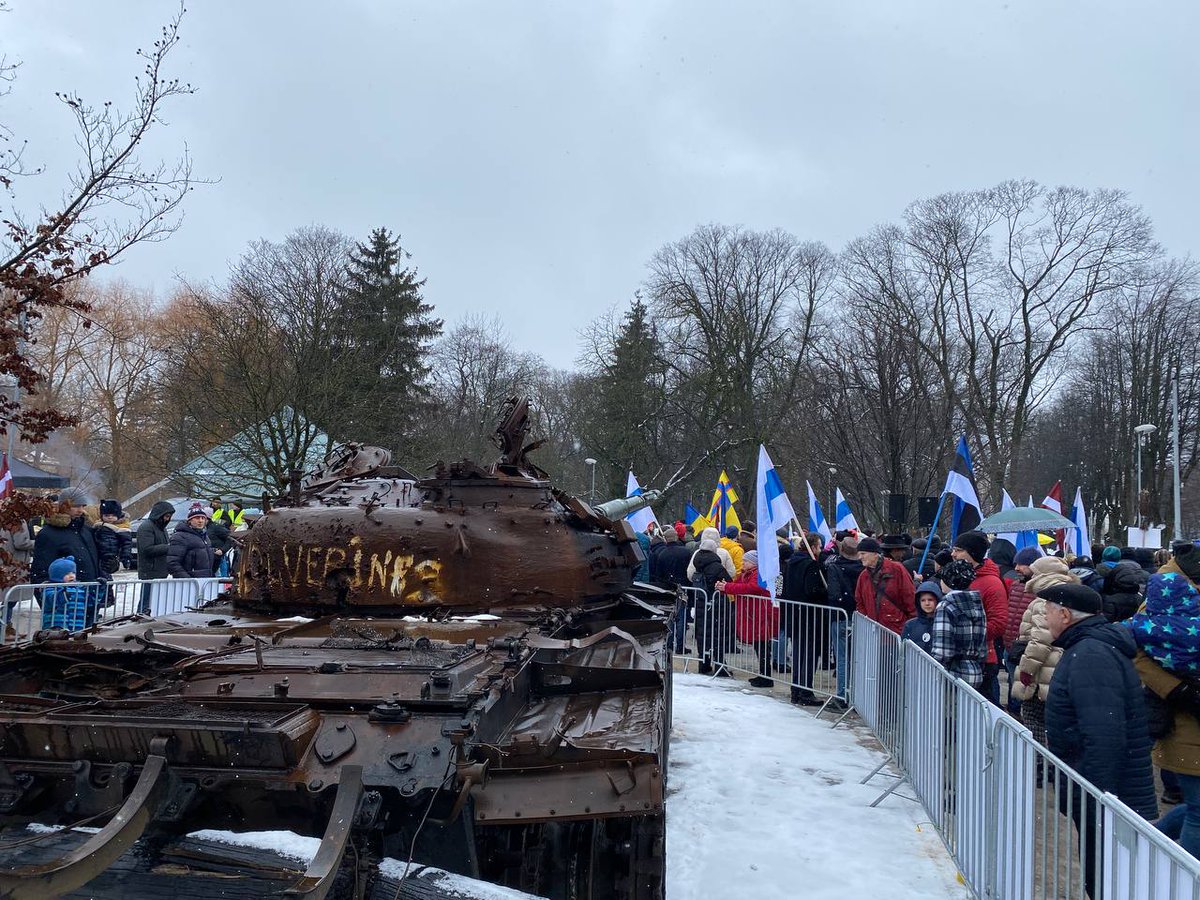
1102, 560, 1149, 622
652, 543, 692, 588
94, 522, 133, 572
136, 501, 175, 579
824, 554, 864, 616
689, 549, 728, 593
782, 553, 828, 605
206, 520, 233, 556
30, 514, 104, 584
1045, 616, 1158, 819
168, 522, 216, 578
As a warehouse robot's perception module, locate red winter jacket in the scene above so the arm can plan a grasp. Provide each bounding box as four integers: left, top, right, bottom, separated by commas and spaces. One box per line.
855, 558, 916, 635
721, 568, 777, 643
971, 558, 1009, 665
1003, 577, 1036, 653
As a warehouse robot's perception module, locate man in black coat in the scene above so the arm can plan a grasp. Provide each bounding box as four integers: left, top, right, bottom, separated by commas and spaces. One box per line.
782, 533, 829, 706
652, 528, 694, 654
136, 501, 175, 614
1043, 582, 1158, 898
30, 494, 103, 585
824, 533, 864, 701
168, 504, 216, 579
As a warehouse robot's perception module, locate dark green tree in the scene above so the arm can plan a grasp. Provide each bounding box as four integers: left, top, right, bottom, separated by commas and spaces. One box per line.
581, 296, 667, 497
335, 228, 442, 449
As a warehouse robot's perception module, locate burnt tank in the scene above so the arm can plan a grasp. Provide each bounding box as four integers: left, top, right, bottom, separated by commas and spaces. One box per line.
0, 399, 672, 900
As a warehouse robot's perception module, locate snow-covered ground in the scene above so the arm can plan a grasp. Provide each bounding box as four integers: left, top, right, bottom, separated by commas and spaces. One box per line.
668, 673, 968, 900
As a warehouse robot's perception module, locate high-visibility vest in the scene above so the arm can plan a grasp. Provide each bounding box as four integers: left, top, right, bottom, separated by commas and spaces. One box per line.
214, 508, 245, 529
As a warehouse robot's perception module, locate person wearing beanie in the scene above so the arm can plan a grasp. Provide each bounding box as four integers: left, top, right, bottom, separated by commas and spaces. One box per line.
673, 520, 687, 542
40, 556, 97, 632
928, 560, 987, 688
718, 549, 776, 688
951, 530, 1008, 708
1130, 569, 1200, 852
94, 498, 133, 574
168, 504, 216, 579
1003, 546, 1043, 716
720, 526, 744, 575
1044, 580, 1158, 893
687, 533, 736, 675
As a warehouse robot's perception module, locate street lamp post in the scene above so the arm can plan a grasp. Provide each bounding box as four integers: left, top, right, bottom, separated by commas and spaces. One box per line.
583, 458, 597, 503
1134, 424, 1157, 532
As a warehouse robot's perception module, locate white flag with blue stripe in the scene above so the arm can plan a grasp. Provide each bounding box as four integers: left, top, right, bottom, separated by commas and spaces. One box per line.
834, 488, 858, 532
755, 446, 797, 597
625, 472, 658, 533
806, 480, 833, 546
1070, 487, 1090, 558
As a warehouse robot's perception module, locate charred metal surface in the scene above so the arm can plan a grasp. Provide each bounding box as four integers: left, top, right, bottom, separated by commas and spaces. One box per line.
0, 399, 670, 900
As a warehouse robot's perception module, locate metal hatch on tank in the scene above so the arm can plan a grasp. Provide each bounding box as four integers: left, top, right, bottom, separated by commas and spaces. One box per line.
0, 397, 672, 900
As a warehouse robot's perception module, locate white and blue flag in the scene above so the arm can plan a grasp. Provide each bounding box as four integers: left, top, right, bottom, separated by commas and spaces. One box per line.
755, 446, 797, 597
1069, 487, 1090, 558
625, 472, 658, 533
834, 488, 858, 532
806, 480, 833, 547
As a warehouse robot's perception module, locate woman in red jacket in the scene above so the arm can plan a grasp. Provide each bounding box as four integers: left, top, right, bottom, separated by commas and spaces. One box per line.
718, 550, 778, 688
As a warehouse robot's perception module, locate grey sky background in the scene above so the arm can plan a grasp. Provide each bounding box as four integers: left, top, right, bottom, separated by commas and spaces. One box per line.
4, 1, 1197, 368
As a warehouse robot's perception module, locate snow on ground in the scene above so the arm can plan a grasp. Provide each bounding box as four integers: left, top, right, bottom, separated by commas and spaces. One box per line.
667, 673, 968, 900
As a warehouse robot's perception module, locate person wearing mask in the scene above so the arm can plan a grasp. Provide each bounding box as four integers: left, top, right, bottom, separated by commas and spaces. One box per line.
951, 530, 1009, 707
1012, 556, 1078, 746
824, 532, 864, 702
717, 550, 777, 688
854, 536, 916, 635
687, 533, 736, 676
136, 501, 175, 615
902, 581, 943, 657
1003, 546, 1043, 715
1043, 582, 1158, 898
1129, 548, 1200, 855
168, 504, 217, 579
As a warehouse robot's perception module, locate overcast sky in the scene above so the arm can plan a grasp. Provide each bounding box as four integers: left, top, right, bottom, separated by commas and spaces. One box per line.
4, 1, 1197, 368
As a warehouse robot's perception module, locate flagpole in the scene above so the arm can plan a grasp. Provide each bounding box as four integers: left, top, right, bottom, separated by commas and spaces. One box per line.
917, 493, 949, 576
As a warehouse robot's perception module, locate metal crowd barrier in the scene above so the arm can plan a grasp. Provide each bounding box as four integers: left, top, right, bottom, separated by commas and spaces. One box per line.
1, 576, 235, 645
674, 586, 850, 704
852, 612, 1200, 899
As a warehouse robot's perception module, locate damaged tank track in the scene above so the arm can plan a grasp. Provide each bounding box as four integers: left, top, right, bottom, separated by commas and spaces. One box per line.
0, 400, 672, 900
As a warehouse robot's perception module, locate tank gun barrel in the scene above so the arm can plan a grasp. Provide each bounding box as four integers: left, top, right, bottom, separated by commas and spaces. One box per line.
593, 490, 662, 521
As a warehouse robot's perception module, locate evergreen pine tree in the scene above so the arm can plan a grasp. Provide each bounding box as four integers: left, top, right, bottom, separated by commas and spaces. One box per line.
592, 296, 666, 495
337, 228, 442, 447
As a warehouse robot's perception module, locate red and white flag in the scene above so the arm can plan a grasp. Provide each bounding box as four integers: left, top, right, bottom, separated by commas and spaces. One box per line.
1040, 481, 1065, 548
0, 454, 11, 500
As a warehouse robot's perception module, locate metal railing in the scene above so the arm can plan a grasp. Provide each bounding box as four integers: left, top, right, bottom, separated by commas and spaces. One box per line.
851, 611, 1200, 898
1, 576, 234, 645
675, 586, 850, 704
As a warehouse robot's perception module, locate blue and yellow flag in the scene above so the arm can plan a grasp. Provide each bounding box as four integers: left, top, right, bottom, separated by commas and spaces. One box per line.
707, 470, 742, 533
684, 502, 714, 536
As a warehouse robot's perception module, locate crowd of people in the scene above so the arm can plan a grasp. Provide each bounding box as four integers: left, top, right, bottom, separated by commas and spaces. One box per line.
2, 492, 257, 631
641, 515, 1200, 870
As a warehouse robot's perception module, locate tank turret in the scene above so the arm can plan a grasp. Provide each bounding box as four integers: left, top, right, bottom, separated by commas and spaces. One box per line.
233, 398, 661, 616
